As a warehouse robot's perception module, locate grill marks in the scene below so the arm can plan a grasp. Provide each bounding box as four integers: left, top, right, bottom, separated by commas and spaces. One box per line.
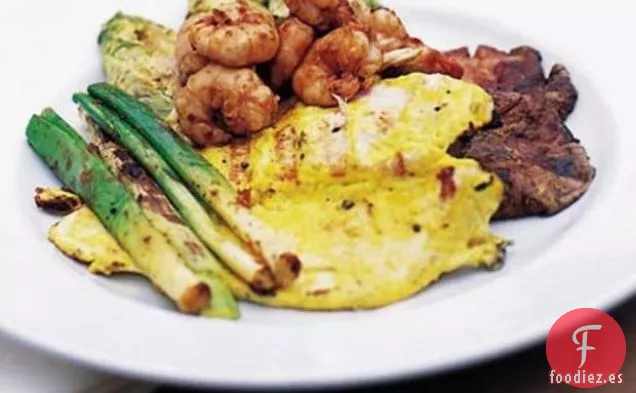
100, 141, 183, 224
274, 125, 300, 182
447, 45, 595, 219
135, 174, 184, 224
34, 187, 83, 215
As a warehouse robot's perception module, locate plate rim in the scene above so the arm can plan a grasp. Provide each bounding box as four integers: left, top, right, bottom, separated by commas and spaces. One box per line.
0, 1, 633, 388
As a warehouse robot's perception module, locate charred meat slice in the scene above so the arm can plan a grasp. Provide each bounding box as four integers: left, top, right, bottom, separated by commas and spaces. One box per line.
447, 45, 595, 219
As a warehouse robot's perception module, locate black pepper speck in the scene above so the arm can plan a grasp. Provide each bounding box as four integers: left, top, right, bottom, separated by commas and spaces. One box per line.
341, 200, 355, 210
474, 176, 495, 192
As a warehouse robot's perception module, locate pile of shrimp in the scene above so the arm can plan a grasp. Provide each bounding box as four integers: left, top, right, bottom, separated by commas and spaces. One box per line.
174, 0, 464, 146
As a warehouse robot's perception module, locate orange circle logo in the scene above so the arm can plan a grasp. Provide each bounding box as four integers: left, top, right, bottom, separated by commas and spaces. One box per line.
546, 308, 626, 388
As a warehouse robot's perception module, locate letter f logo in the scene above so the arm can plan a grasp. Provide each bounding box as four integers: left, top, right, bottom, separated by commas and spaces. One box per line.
573, 325, 603, 368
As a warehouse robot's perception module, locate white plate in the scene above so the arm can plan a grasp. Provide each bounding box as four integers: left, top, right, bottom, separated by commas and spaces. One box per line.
0, 0, 634, 388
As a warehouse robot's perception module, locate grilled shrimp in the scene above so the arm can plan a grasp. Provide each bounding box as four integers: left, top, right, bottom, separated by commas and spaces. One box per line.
174, 64, 279, 146
176, 14, 209, 85
284, 0, 356, 30
185, 0, 280, 68
268, 17, 315, 90
365, 7, 464, 78
395, 37, 464, 78
292, 24, 382, 106
364, 7, 407, 52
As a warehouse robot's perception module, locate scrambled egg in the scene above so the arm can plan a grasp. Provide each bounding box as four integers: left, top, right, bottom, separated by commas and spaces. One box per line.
49, 207, 140, 276
49, 74, 506, 310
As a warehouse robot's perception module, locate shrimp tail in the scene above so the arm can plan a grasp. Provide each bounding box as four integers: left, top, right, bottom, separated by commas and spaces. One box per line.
269, 17, 316, 90
175, 64, 279, 146
292, 23, 382, 107
402, 39, 465, 79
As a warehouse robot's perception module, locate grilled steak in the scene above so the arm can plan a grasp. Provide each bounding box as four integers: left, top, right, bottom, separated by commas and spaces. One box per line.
447, 46, 596, 220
